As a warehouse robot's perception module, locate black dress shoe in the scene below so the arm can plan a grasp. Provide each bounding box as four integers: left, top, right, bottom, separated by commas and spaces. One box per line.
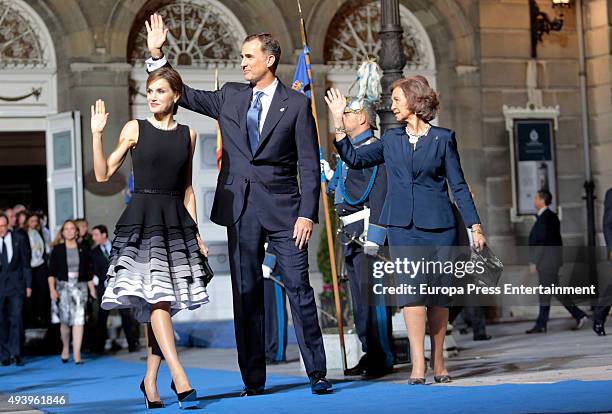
593, 321, 606, 336
408, 377, 426, 385
13, 356, 24, 366
240, 386, 265, 397
525, 326, 546, 334
473, 334, 492, 341
1, 358, 11, 366
344, 355, 368, 376
362, 368, 393, 379
309, 374, 332, 394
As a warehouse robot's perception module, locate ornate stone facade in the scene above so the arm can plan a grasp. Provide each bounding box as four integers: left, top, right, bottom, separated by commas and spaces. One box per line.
0, 0, 52, 68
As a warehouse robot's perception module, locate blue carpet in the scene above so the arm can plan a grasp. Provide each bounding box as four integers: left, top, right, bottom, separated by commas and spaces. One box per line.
1, 355, 611, 413
174, 320, 297, 348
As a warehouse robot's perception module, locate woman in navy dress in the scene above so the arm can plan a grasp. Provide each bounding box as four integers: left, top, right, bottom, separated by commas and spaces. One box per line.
91, 68, 209, 408
325, 76, 486, 385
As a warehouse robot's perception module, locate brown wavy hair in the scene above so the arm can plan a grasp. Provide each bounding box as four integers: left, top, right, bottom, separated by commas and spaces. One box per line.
391, 75, 439, 122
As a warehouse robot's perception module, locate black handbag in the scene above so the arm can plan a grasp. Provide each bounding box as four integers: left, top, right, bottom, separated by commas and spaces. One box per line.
470, 245, 504, 287
202, 256, 214, 287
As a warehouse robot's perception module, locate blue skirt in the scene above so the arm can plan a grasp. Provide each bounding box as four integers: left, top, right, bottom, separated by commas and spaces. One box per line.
387, 223, 458, 307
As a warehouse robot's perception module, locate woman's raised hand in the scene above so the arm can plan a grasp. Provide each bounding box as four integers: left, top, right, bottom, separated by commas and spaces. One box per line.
324, 88, 347, 122
90, 99, 109, 134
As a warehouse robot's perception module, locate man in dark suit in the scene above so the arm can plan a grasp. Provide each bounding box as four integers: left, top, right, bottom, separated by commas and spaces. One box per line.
0, 214, 32, 366
90, 225, 138, 353
592, 188, 612, 335
145, 14, 329, 395
526, 190, 588, 333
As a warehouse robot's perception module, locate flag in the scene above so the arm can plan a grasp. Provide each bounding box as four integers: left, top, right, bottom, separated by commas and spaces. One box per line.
124, 171, 134, 205
214, 68, 222, 171
215, 124, 222, 171
292, 46, 311, 98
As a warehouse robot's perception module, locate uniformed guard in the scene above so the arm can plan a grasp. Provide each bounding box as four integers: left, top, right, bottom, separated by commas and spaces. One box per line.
262, 243, 288, 364
321, 60, 394, 378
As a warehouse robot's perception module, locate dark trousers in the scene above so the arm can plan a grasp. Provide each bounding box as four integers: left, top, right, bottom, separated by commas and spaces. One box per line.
449, 306, 488, 338
227, 190, 326, 388
0, 293, 24, 359
24, 264, 50, 328
344, 240, 394, 370
535, 270, 587, 328
593, 264, 612, 324
95, 295, 136, 352
264, 276, 288, 363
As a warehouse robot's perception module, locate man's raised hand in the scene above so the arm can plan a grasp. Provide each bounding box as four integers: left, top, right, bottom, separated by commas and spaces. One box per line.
145, 13, 168, 56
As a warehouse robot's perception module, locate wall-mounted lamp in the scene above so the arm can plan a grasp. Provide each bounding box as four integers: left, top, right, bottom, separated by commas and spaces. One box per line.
530, 0, 572, 57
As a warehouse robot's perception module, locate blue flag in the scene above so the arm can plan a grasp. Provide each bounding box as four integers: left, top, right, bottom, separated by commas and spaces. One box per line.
292, 46, 311, 98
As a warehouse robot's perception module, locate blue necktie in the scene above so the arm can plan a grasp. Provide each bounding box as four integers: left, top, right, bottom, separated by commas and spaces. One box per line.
247, 91, 264, 154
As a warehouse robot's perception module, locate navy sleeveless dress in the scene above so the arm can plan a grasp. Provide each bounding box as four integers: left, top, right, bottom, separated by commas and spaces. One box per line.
101, 119, 209, 322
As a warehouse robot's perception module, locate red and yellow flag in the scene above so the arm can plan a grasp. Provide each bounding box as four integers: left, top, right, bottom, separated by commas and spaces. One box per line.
215, 68, 222, 171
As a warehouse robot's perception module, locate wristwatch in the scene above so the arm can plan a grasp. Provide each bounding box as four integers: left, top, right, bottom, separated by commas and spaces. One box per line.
151, 51, 164, 61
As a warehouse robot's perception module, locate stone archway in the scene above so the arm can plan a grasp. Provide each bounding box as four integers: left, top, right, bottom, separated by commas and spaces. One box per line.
126, 0, 247, 68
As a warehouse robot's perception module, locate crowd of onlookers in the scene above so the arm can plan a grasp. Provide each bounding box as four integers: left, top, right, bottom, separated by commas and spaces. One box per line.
0, 203, 139, 367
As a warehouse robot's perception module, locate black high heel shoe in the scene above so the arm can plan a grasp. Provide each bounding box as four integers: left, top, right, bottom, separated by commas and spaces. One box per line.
140, 379, 164, 409
170, 380, 197, 409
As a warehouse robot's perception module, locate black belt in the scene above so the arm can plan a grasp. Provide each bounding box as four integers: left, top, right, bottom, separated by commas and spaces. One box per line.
133, 188, 182, 197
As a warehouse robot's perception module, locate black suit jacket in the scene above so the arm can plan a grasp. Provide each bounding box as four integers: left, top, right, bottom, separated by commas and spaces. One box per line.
48, 243, 92, 283
0, 230, 32, 296
90, 245, 109, 293
604, 188, 612, 252
528, 208, 563, 271
156, 65, 320, 230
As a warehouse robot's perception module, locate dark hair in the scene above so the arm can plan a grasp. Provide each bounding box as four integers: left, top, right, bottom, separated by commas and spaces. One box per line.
243, 33, 281, 73
537, 189, 553, 206
391, 75, 439, 122
92, 224, 108, 236
146, 67, 183, 115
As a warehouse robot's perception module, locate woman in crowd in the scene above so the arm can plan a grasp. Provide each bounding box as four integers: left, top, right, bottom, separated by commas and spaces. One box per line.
326, 76, 486, 385
24, 213, 50, 327
48, 219, 95, 364
75, 218, 92, 248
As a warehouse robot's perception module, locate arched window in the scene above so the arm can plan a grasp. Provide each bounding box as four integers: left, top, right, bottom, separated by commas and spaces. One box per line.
128, 0, 247, 67
324, 0, 435, 73
0, 0, 55, 68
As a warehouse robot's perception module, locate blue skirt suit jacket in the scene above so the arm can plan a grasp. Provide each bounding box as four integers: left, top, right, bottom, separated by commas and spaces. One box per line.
334, 125, 481, 306
333, 125, 480, 232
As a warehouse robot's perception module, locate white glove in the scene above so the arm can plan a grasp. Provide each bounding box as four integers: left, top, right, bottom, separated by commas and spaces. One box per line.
262, 264, 272, 279
363, 240, 379, 256
320, 159, 335, 181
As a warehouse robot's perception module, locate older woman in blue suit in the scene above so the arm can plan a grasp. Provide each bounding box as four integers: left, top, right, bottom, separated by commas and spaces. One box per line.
325, 76, 486, 385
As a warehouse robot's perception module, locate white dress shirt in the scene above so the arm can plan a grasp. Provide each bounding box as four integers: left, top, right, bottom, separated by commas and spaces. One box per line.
0, 231, 13, 263
252, 78, 279, 133
101, 240, 112, 257
537, 206, 549, 216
